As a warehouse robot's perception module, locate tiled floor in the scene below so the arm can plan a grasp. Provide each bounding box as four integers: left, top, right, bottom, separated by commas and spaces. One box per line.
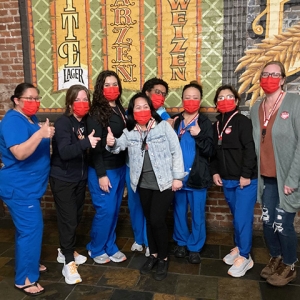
0, 217, 300, 300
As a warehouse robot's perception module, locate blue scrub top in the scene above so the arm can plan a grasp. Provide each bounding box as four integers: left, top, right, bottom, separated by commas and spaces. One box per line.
176, 119, 196, 190
156, 106, 170, 121
0, 110, 50, 200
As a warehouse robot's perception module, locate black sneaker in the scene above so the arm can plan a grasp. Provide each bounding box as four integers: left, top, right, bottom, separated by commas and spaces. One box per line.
174, 245, 187, 258
140, 255, 158, 275
153, 259, 169, 281
189, 251, 201, 264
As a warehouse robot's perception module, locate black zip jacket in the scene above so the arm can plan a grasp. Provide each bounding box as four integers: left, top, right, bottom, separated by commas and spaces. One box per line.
210, 110, 258, 180
87, 105, 127, 178
173, 112, 214, 189
50, 114, 91, 182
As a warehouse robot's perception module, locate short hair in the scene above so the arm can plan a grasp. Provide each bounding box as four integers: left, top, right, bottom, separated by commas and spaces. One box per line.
142, 77, 169, 95
213, 84, 241, 107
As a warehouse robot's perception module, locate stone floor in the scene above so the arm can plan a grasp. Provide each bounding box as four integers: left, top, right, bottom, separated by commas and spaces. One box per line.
0, 217, 300, 300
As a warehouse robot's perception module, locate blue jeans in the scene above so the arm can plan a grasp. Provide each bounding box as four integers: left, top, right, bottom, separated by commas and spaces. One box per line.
261, 177, 298, 265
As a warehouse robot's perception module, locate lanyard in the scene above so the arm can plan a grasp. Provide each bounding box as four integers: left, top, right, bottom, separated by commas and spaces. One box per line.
135, 118, 156, 152
112, 105, 126, 127
178, 114, 199, 139
216, 111, 238, 145
261, 91, 283, 141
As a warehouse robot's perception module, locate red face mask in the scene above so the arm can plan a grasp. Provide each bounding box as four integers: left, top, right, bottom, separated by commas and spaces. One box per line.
151, 94, 165, 110
103, 86, 120, 101
260, 77, 281, 94
73, 101, 89, 118
134, 110, 152, 125
217, 99, 236, 113
21, 100, 40, 116
183, 100, 200, 114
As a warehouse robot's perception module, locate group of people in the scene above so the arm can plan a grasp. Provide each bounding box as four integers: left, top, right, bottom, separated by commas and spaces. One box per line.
0, 61, 299, 296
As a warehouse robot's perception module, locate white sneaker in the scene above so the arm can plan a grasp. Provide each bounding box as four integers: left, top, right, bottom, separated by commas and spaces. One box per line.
88, 251, 110, 264
145, 247, 150, 257
131, 242, 143, 252
223, 247, 239, 265
57, 248, 87, 265
109, 251, 127, 263
62, 261, 82, 284
228, 255, 254, 277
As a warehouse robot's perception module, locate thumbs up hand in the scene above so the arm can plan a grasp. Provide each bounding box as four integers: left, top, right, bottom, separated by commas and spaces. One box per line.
188, 121, 201, 136
40, 118, 55, 138
88, 129, 101, 148
106, 126, 116, 146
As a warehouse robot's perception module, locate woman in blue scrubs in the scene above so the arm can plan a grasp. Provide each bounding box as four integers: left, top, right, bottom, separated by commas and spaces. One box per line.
0, 83, 55, 296
172, 81, 214, 264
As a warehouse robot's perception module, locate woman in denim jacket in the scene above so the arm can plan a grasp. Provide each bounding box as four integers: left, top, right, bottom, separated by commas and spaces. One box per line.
107, 92, 186, 281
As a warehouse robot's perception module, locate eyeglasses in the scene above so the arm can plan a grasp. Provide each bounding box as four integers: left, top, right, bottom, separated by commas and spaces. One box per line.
261, 72, 282, 78
19, 96, 42, 101
153, 89, 167, 98
217, 94, 235, 101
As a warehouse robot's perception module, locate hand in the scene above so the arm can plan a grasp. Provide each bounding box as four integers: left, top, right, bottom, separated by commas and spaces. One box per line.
172, 179, 183, 191
106, 126, 115, 147
167, 116, 179, 128
240, 176, 250, 189
88, 129, 101, 148
99, 176, 112, 193
213, 174, 223, 186
188, 121, 200, 136
284, 185, 295, 195
39, 118, 55, 139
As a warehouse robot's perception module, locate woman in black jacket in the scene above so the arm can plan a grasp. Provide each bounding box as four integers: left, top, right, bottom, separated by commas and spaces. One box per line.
172, 81, 214, 264
210, 85, 257, 278
50, 84, 100, 284
86, 70, 128, 265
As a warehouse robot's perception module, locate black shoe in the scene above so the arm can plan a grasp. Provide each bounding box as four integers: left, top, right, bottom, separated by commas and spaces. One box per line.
174, 245, 187, 258
153, 259, 169, 281
189, 251, 201, 264
140, 255, 158, 275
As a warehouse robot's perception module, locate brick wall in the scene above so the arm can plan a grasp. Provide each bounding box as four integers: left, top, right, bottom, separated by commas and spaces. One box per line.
1, 1, 300, 233
0, 1, 24, 118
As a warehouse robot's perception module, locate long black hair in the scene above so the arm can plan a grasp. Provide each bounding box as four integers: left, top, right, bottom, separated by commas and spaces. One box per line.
126, 92, 161, 131
90, 70, 123, 127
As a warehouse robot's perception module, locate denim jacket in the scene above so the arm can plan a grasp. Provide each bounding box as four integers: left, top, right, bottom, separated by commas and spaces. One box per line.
108, 120, 186, 192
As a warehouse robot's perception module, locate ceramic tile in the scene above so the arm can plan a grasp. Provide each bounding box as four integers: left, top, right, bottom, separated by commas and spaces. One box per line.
176, 275, 218, 299
259, 281, 300, 300
218, 277, 261, 300
136, 273, 178, 294
98, 267, 140, 289
69, 284, 114, 299
110, 289, 153, 300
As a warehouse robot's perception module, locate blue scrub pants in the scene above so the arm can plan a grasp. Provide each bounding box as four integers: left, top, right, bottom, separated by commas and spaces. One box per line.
3, 198, 43, 285
222, 179, 258, 258
125, 166, 148, 247
87, 165, 125, 257
173, 189, 207, 252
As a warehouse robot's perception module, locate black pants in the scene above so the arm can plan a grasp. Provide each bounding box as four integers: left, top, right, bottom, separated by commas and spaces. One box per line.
139, 187, 174, 259
49, 177, 86, 264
